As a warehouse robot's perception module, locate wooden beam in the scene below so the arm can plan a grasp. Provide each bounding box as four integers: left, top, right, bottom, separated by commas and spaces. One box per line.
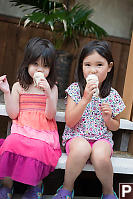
122, 32, 133, 153
121, 32, 133, 120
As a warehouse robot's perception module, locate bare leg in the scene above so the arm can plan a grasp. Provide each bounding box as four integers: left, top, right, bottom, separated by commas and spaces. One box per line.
63, 137, 91, 192
90, 140, 113, 195
3, 177, 13, 189
3, 178, 42, 189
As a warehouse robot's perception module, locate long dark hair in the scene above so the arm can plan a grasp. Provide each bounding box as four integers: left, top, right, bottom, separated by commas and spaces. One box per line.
17, 37, 56, 90
75, 40, 114, 98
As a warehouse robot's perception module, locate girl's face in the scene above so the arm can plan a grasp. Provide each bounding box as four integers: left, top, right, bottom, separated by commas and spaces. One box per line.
28, 57, 50, 79
82, 50, 113, 87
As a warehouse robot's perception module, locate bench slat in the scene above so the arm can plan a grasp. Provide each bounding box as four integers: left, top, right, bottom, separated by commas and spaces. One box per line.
56, 153, 133, 175
0, 104, 133, 130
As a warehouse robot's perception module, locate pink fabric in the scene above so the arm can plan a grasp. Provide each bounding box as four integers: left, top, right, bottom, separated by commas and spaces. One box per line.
66, 138, 113, 156
0, 94, 62, 185
13, 110, 57, 131
0, 134, 61, 166
12, 94, 60, 150
0, 139, 4, 146
0, 151, 54, 186
11, 123, 60, 149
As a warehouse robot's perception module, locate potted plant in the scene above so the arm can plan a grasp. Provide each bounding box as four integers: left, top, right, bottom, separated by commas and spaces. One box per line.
10, 0, 108, 98
10, 0, 107, 47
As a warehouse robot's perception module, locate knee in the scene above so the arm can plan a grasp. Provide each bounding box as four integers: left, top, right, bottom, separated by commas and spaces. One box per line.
70, 140, 91, 161
76, 149, 90, 160
91, 152, 111, 168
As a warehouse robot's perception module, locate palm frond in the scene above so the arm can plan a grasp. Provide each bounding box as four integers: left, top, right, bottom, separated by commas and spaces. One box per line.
10, 0, 64, 14
9, 0, 108, 47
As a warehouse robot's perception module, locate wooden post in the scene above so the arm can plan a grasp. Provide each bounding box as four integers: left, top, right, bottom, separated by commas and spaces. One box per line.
121, 32, 133, 153
121, 32, 133, 120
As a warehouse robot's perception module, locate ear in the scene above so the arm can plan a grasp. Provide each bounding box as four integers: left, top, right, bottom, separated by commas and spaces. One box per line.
108, 62, 113, 72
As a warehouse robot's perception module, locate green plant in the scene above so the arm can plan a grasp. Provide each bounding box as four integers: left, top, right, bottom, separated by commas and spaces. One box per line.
10, 0, 108, 47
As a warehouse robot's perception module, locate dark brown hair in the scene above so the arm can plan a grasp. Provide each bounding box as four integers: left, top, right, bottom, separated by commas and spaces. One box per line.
17, 37, 56, 90
75, 40, 114, 98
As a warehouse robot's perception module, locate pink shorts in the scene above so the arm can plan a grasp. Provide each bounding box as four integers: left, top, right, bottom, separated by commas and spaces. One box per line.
66, 138, 113, 156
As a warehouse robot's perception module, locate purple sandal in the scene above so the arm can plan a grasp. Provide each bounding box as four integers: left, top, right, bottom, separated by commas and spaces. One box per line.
22, 184, 44, 199
101, 191, 118, 199
52, 185, 74, 199
0, 186, 13, 199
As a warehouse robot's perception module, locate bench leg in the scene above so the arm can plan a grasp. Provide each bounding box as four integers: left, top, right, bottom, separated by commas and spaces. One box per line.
6, 119, 12, 136
120, 132, 130, 151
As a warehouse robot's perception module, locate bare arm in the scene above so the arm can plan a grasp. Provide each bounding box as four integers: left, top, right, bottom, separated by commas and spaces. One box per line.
45, 85, 58, 120
65, 95, 88, 128
4, 83, 20, 119
101, 102, 120, 131
38, 77, 58, 120
105, 115, 120, 131
0, 76, 19, 119
66, 82, 97, 127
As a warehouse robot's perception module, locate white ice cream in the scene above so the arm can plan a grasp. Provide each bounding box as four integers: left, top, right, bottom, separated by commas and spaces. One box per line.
86, 74, 99, 97
33, 72, 45, 87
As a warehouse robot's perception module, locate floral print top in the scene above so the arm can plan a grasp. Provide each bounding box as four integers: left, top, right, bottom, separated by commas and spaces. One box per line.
62, 82, 126, 147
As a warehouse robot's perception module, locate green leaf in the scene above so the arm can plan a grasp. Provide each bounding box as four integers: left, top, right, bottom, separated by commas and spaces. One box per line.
9, 0, 108, 47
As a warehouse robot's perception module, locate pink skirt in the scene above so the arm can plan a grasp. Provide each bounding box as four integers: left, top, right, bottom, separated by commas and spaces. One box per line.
0, 134, 61, 186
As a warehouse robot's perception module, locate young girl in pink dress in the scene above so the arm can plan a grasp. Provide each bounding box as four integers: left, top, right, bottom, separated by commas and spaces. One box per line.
53, 40, 125, 199
0, 37, 61, 199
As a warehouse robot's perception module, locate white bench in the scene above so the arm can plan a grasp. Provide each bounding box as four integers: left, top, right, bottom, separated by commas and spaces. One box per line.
0, 103, 133, 151
0, 104, 133, 131
0, 103, 133, 175
56, 152, 133, 175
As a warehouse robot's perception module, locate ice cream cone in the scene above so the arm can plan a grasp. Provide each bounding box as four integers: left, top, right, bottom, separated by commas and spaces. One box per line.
86, 74, 99, 97
33, 72, 45, 87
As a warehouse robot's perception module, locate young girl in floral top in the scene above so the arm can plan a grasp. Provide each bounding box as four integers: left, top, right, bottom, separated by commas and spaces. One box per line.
53, 40, 125, 199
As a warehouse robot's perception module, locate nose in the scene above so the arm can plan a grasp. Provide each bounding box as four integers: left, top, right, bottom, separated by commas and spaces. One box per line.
89, 67, 97, 74
37, 66, 43, 72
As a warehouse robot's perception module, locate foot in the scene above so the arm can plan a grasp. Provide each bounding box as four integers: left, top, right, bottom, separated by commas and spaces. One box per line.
22, 184, 44, 199
52, 185, 74, 199
101, 191, 118, 199
0, 186, 13, 199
